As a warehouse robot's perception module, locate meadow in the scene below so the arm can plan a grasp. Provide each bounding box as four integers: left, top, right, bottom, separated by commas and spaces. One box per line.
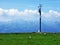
0, 33, 60, 45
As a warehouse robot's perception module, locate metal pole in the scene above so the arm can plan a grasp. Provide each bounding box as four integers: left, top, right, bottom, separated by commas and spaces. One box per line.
38, 4, 42, 32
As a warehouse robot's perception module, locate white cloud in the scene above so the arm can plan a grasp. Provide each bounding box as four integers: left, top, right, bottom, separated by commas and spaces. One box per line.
0, 8, 39, 22
42, 10, 60, 25
18, 9, 38, 16
0, 8, 4, 15
7, 9, 19, 16
0, 8, 38, 16
24, 9, 38, 14
0, 8, 60, 24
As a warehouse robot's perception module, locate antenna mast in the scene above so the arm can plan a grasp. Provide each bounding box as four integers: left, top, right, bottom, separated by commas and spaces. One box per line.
38, 4, 42, 32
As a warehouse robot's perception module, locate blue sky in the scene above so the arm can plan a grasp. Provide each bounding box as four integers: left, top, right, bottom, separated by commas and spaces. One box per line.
41, 0, 60, 12
0, 0, 40, 22
0, 0, 40, 10
40, 0, 60, 32
1, 0, 60, 12
0, 0, 60, 32
0, 0, 60, 12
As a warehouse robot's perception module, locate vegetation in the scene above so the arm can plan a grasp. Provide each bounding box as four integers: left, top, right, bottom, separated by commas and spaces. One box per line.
0, 33, 60, 45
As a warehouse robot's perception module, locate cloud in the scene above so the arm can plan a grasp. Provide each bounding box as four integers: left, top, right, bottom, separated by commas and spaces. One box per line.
0, 8, 38, 16
42, 10, 60, 25
0, 8, 4, 15
0, 8, 60, 24
0, 8, 39, 22
6, 9, 19, 16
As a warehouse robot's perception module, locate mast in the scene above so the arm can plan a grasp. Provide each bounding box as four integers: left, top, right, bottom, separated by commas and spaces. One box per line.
38, 4, 42, 32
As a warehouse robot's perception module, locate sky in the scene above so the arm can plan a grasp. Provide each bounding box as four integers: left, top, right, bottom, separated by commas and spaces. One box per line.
0, 0, 40, 22
41, 0, 60, 12
41, 0, 60, 32
0, 0, 60, 32
0, 0, 40, 10
41, 0, 60, 24
0, 0, 40, 33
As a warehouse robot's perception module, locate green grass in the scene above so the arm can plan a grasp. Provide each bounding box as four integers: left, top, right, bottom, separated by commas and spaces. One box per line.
0, 33, 60, 45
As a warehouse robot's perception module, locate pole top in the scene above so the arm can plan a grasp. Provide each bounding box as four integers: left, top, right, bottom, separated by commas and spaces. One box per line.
38, 4, 42, 8
38, 4, 42, 14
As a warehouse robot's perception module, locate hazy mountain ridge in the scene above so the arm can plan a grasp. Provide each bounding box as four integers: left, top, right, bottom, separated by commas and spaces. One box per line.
0, 19, 39, 33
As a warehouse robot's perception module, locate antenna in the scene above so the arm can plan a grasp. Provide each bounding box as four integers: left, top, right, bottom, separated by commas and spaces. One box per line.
38, 4, 42, 32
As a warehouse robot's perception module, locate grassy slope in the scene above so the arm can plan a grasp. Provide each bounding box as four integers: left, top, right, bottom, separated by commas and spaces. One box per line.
0, 33, 60, 45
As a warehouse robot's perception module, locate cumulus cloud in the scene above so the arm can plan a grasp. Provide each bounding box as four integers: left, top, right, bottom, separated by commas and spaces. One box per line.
42, 10, 60, 25
7, 9, 19, 16
0, 8, 38, 16
0, 8, 39, 22
0, 8, 4, 15
0, 8, 60, 24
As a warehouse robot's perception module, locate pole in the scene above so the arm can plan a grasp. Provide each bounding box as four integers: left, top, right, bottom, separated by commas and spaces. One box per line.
38, 4, 42, 32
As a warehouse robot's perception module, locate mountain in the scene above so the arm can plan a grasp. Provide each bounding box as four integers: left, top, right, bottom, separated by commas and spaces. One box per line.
0, 19, 39, 33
